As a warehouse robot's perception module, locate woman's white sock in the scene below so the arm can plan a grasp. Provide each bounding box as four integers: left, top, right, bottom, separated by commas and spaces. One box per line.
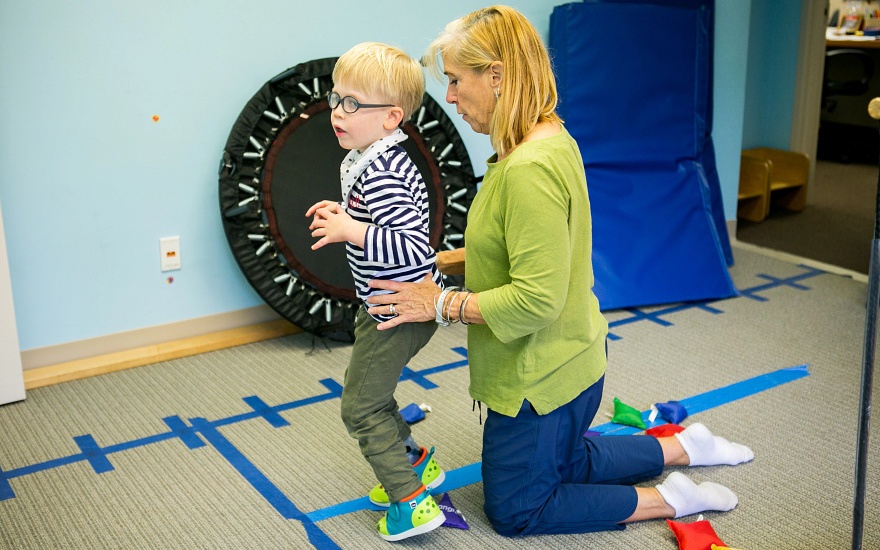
675, 422, 754, 466
655, 471, 738, 518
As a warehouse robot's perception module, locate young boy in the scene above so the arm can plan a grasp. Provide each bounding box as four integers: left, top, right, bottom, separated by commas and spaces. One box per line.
305, 42, 446, 542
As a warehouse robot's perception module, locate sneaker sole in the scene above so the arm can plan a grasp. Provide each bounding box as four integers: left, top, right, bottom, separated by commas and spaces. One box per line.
369, 470, 447, 509
378, 510, 446, 542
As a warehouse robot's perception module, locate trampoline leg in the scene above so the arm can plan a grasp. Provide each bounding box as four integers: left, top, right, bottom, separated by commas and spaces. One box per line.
853, 99, 880, 550
853, 240, 878, 550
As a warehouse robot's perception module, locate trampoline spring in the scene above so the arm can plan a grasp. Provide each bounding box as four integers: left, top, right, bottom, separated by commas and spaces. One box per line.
285, 279, 296, 296
441, 160, 462, 167
309, 298, 325, 316
243, 151, 263, 159
325, 300, 333, 323
448, 201, 468, 214
448, 188, 468, 200
416, 107, 426, 126
274, 96, 288, 118
298, 82, 313, 96
444, 242, 457, 251
445, 233, 464, 242
437, 143, 454, 160
313, 77, 321, 98
420, 120, 440, 131
263, 111, 281, 122
274, 273, 291, 283
255, 241, 273, 256
248, 234, 268, 241
238, 182, 257, 194
223, 204, 251, 218
248, 136, 266, 153
238, 195, 258, 207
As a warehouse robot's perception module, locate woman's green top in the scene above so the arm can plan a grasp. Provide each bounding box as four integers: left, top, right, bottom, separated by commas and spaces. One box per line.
465, 126, 608, 418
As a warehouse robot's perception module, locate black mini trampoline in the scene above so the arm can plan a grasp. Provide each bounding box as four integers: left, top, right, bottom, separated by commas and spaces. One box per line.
219, 57, 478, 341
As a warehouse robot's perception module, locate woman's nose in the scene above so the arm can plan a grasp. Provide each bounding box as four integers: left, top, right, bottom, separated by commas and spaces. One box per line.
445, 85, 456, 105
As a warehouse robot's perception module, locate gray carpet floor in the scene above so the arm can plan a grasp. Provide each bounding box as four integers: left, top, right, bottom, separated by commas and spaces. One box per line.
0, 245, 877, 549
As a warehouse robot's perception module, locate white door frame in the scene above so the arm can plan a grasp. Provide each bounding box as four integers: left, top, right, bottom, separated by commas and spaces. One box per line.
791, 0, 830, 203
0, 197, 25, 405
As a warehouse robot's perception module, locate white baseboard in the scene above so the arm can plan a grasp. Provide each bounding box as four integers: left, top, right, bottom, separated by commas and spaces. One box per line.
20, 304, 283, 371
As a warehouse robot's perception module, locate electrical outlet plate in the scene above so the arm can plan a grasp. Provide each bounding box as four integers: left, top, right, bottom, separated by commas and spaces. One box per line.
160, 236, 181, 271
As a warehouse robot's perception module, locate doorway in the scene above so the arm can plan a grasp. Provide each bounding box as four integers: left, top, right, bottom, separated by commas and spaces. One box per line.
735, 0, 876, 276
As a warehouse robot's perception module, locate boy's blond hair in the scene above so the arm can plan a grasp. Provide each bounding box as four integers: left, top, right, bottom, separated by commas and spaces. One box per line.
423, 6, 561, 157
332, 42, 425, 122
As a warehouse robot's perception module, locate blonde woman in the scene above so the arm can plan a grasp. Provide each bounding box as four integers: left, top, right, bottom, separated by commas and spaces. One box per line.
368, 6, 753, 537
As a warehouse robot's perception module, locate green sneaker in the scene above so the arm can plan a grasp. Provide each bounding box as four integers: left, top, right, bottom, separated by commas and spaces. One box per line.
369, 447, 446, 508
377, 485, 445, 542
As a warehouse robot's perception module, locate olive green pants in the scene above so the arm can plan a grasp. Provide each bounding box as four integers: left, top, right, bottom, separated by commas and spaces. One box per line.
340, 307, 437, 502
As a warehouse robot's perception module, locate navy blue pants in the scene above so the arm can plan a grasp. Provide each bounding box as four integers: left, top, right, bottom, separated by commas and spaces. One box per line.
481, 376, 664, 536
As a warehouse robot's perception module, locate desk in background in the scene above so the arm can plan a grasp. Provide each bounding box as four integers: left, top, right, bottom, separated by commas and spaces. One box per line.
827, 38, 880, 49
822, 30, 880, 162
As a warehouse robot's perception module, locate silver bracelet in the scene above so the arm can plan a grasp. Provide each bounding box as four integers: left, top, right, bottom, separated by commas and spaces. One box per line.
435, 287, 457, 326
444, 291, 461, 324
459, 291, 473, 325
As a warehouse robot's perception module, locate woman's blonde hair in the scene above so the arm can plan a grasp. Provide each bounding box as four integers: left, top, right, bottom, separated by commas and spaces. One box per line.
423, 5, 561, 156
333, 42, 425, 122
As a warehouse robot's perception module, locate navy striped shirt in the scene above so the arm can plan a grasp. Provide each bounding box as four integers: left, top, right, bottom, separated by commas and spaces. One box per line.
344, 145, 441, 321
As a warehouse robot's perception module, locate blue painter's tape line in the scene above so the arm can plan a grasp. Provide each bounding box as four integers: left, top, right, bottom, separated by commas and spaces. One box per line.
400, 366, 439, 389
6, 454, 89, 478
0, 465, 15, 501
306, 495, 377, 522
591, 365, 811, 435
242, 396, 290, 428
306, 462, 485, 522
433, 461, 482, 493
319, 378, 343, 396
623, 308, 675, 327
189, 417, 340, 550
679, 365, 810, 416
397, 347, 470, 390
104, 433, 177, 455
72, 434, 114, 474
272, 391, 340, 417
162, 416, 206, 449
696, 303, 725, 314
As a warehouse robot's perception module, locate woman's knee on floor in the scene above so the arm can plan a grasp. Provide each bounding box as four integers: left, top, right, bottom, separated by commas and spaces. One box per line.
483, 493, 538, 537
485, 505, 527, 537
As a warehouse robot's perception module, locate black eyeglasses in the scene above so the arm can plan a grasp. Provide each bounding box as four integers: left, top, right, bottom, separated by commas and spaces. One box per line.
327, 92, 394, 114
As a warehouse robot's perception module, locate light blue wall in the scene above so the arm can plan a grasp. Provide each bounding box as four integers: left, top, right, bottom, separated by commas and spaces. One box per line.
0, 0, 755, 351
741, 0, 802, 151
713, 0, 753, 221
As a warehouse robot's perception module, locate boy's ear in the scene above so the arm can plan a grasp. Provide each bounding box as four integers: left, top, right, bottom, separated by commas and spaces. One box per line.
384, 107, 405, 130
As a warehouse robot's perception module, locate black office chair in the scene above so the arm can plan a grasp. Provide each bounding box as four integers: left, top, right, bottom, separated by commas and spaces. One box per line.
822, 48, 875, 113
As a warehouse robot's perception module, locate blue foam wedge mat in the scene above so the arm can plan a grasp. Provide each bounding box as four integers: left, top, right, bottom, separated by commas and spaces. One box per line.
550, 0, 738, 309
